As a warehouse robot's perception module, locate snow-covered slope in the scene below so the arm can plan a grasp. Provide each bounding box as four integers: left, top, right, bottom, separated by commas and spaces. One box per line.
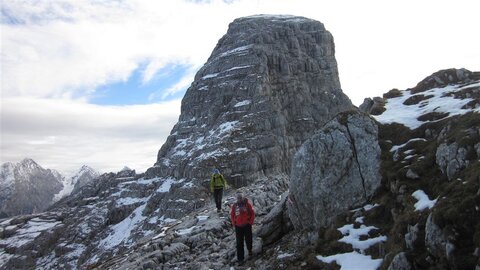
53, 165, 99, 201
374, 81, 480, 129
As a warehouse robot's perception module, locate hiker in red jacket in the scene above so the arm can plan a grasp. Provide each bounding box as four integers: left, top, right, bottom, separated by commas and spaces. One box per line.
230, 192, 255, 264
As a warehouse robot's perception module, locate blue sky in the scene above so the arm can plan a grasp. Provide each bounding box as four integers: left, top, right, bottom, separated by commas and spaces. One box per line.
1, 0, 479, 174
91, 63, 189, 105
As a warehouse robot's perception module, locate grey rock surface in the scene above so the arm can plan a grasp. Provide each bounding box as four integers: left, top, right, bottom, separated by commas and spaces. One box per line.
435, 142, 468, 180
387, 252, 411, 270
406, 169, 420, 180
410, 68, 477, 94
405, 223, 419, 250
359, 96, 386, 115
287, 111, 381, 231
257, 192, 292, 246
146, 15, 353, 186
425, 213, 447, 259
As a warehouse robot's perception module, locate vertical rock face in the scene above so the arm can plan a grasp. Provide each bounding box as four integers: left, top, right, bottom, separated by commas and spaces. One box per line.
287, 111, 381, 231
146, 15, 353, 186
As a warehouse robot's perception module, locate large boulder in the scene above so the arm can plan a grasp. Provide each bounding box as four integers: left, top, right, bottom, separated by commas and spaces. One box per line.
257, 192, 293, 246
388, 252, 412, 270
288, 111, 381, 231
435, 142, 469, 180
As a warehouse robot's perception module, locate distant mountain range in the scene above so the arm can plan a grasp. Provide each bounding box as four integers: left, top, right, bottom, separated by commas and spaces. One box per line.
0, 158, 99, 218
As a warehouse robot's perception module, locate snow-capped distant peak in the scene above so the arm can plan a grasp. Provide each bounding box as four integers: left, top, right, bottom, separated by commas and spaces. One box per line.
53, 165, 99, 202
19, 158, 41, 170
72, 165, 99, 179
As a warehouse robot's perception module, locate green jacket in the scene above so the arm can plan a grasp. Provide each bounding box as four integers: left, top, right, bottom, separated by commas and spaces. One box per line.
210, 173, 227, 192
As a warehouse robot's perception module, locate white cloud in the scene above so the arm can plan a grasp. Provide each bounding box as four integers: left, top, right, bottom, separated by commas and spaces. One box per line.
2, 0, 479, 104
1, 97, 181, 174
151, 68, 198, 101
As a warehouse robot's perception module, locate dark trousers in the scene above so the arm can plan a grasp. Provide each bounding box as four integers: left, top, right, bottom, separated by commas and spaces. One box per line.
213, 188, 223, 210
235, 224, 252, 261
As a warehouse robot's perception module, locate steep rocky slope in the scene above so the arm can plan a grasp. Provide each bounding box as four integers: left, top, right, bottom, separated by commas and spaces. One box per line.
0, 15, 354, 269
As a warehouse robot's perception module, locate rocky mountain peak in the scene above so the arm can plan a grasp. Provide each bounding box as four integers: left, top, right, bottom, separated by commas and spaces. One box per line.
147, 14, 353, 187
410, 68, 480, 94
53, 165, 99, 201
0, 159, 64, 217
18, 158, 41, 172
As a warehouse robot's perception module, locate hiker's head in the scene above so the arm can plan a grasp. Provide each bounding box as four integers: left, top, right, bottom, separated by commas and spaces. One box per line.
212, 168, 220, 174
236, 192, 244, 202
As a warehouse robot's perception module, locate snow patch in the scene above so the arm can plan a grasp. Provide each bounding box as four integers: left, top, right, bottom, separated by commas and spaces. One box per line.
277, 253, 294, 259
218, 45, 253, 58
412, 190, 437, 211
355, 216, 365, 224
390, 138, 427, 152
217, 121, 240, 136
234, 100, 252, 107
156, 178, 176, 193
196, 215, 209, 222
176, 226, 197, 236
375, 82, 480, 129
351, 204, 379, 212
99, 203, 147, 249
201, 73, 219, 80
116, 196, 149, 206
317, 251, 383, 270
225, 65, 252, 72
0, 219, 62, 248
338, 224, 387, 251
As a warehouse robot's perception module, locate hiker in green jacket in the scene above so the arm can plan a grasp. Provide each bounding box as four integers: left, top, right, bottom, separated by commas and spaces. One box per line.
210, 168, 227, 213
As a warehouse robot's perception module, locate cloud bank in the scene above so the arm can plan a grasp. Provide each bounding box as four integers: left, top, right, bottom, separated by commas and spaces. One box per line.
1, 98, 180, 174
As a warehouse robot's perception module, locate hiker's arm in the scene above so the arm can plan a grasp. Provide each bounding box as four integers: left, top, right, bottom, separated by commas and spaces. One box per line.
222, 175, 228, 188
248, 202, 255, 225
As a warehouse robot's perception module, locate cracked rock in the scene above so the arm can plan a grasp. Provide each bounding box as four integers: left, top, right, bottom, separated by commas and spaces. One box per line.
287, 111, 382, 231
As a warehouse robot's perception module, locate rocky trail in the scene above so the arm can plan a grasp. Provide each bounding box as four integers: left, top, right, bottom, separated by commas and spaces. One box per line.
96, 176, 288, 270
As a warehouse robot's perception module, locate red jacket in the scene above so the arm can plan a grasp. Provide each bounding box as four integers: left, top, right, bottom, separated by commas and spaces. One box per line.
231, 198, 255, 226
